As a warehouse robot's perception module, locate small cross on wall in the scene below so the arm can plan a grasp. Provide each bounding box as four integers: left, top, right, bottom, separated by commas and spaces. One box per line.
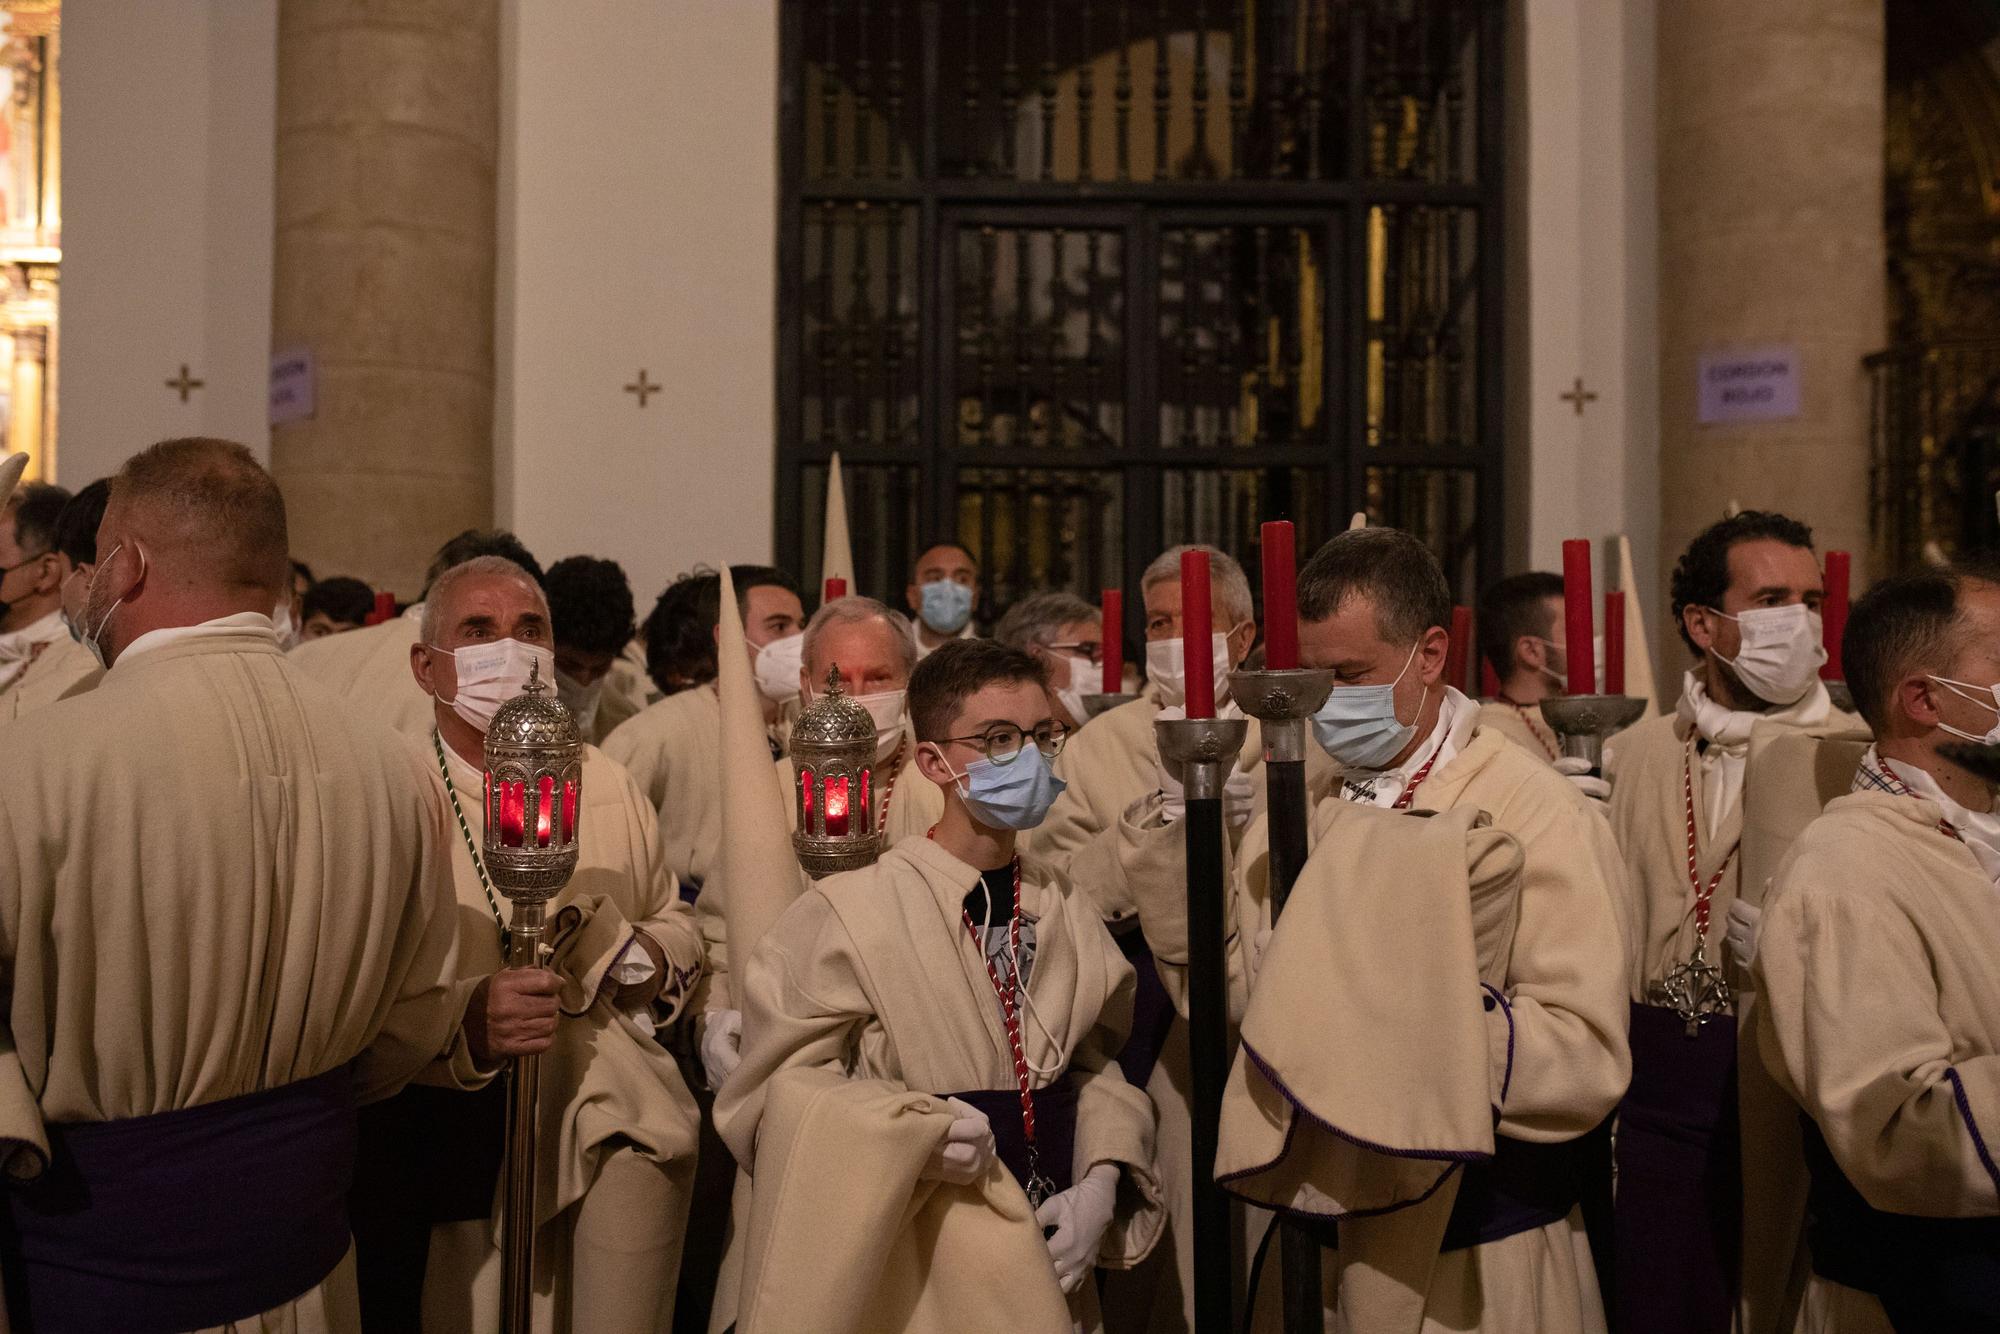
1559, 376, 1598, 417
166, 364, 205, 403
624, 370, 660, 408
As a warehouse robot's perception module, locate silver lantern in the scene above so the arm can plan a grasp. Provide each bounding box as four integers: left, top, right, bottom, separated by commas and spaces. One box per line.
791, 665, 882, 878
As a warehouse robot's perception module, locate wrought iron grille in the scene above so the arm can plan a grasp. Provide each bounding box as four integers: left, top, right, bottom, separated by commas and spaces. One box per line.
1865, 340, 2000, 570
777, 0, 1505, 626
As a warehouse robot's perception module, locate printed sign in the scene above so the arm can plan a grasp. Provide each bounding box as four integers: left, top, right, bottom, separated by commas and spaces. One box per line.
269, 346, 315, 426
1698, 345, 1800, 425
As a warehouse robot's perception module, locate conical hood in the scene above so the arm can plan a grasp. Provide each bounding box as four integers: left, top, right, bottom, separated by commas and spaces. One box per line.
821, 452, 856, 594
1348, 511, 1367, 531
0, 452, 27, 511
716, 565, 807, 970
1616, 534, 1658, 714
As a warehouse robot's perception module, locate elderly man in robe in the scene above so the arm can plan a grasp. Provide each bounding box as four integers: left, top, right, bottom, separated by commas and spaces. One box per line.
717, 637, 1160, 1334
1756, 563, 2000, 1332
1603, 510, 1862, 1334
1, 478, 107, 721
348, 555, 707, 1334
288, 527, 544, 736
1474, 570, 1571, 765
1112, 525, 1629, 1331
0, 437, 466, 1331
996, 589, 1106, 732
0, 480, 69, 697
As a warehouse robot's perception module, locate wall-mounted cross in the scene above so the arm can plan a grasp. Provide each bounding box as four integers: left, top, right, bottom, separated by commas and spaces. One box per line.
624, 370, 660, 407
166, 364, 205, 403
1559, 376, 1598, 417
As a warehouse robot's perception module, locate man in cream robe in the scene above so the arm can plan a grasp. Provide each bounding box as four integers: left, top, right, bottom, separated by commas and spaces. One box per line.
1473, 571, 1569, 765
361, 555, 708, 1334
0, 439, 465, 1332
288, 527, 544, 738
1755, 564, 2000, 1332
0, 479, 107, 721
718, 638, 1161, 1333
0, 481, 71, 703
1115, 527, 1630, 1332
1603, 512, 1861, 1334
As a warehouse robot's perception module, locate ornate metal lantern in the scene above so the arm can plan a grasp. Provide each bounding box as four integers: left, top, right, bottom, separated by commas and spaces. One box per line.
479, 659, 582, 1334
791, 665, 881, 878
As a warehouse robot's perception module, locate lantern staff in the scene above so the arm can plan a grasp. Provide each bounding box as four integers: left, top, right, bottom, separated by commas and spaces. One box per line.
480, 661, 584, 1334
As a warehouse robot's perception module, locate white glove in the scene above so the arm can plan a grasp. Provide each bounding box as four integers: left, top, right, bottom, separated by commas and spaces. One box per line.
1724, 899, 1763, 970
1154, 757, 1256, 830
700, 1009, 743, 1091
1552, 756, 1611, 802
1037, 1162, 1121, 1294
922, 1096, 996, 1185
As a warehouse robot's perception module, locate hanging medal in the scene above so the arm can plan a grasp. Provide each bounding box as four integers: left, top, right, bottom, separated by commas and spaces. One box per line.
1649, 742, 1734, 1037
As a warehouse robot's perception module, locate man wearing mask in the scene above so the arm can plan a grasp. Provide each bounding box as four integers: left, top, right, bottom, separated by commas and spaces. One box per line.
1604, 510, 1861, 1334
3, 479, 107, 721
545, 554, 646, 745
0, 480, 70, 698
1116, 525, 1628, 1330
995, 589, 1105, 731
350, 554, 708, 1333
716, 638, 1161, 1331
1756, 564, 2000, 1332
906, 540, 981, 658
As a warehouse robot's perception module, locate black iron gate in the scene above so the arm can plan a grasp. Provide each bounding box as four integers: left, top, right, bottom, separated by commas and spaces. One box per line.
776, 0, 1505, 626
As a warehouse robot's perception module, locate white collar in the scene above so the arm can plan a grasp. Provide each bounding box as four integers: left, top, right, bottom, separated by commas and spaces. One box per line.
1675, 667, 1831, 752
115, 612, 280, 667
1863, 744, 2000, 883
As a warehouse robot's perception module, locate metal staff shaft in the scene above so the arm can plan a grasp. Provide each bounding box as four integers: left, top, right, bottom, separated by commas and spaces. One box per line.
1155, 714, 1249, 1334
500, 901, 548, 1334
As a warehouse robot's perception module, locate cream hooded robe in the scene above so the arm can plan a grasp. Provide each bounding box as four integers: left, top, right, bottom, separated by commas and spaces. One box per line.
717, 834, 1163, 1332
0, 625, 466, 1333
419, 740, 707, 1334
1475, 698, 1563, 767
287, 609, 436, 737
0, 632, 98, 722
1755, 789, 2000, 1334
602, 683, 729, 892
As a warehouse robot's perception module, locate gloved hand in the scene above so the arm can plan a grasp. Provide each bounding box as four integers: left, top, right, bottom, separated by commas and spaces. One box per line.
1724, 898, 1762, 970
1154, 756, 1256, 830
1037, 1162, 1121, 1294
922, 1097, 996, 1185
700, 1009, 743, 1091
1552, 756, 1611, 802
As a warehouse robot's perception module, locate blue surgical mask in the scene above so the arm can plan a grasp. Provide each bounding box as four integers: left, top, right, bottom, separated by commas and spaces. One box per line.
1310, 642, 1425, 771
931, 742, 1068, 831
919, 579, 975, 635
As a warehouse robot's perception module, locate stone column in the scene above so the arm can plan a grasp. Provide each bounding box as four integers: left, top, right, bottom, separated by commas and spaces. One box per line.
1655, 2, 1884, 651
271, 0, 498, 597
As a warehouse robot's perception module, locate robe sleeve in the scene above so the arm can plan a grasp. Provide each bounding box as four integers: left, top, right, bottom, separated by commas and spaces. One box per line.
1118, 794, 1257, 1026
1756, 853, 2000, 1217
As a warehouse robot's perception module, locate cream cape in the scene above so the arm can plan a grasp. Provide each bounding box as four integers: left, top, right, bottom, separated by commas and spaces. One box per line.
0, 632, 98, 722
420, 741, 705, 1333
287, 611, 436, 737
1475, 698, 1562, 766
593, 652, 650, 743
1120, 726, 1629, 1332
717, 835, 1164, 1327
0, 629, 465, 1330
601, 684, 728, 892
1755, 790, 2000, 1330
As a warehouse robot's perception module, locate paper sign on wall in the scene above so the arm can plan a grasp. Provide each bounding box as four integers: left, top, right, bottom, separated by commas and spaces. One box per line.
269, 347, 315, 426
1697, 345, 1800, 425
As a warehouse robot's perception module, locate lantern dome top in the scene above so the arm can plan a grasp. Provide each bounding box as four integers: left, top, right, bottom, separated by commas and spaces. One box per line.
486, 660, 580, 752
792, 665, 876, 749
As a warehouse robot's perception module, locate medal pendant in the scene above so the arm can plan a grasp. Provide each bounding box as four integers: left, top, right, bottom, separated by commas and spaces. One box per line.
1657, 943, 1732, 1038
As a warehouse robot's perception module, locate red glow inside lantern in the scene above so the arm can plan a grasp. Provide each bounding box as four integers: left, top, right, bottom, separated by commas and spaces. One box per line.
800, 765, 815, 827
499, 780, 526, 847
536, 774, 555, 847
859, 768, 872, 832
561, 779, 578, 846
825, 775, 850, 836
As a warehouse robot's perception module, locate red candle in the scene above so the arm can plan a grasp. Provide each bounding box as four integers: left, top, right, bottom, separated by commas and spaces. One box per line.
1561, 540, 1596, 697
859, 767, 873, 832
1604, 591, 1627, 696
561, 778, 578, 846
823, 577, 847, 602
824, 774, 850, 836
499, 780, 525, 847
367, 591, 395, 626
1821, 551, 1851, 681
1480, 657, 1500, 699
535, 774, 555, 847
1446, 605, 1471, 694
1180, 549, 1215, 719
1260, 521, 1299, 671
1100, 589, 1124, 694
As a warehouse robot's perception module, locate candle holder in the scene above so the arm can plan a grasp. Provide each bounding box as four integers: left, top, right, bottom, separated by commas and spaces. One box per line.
1229, 668, 1337, 764
790, 665, 883, 878
1082, 691, 1140, 719
1539, 694, 1648, 774
1154, 715, 1252, 799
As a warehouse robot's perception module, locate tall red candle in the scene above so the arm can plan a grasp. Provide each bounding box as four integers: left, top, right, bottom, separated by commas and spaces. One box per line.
1821, 551, 1851, 681
1604, 590, 1627, 696
1446, 605, 1471, 694
823, 576, 847, 602
1100, 589, 1124, 694
367, 591, 395, 626
1259, 521, 1299, 670
1180, 549, 1216, 719
1480, 657, 1500, 699
1561, 539, 1596, 697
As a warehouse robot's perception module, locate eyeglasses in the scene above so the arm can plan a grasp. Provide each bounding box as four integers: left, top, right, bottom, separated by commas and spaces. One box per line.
937, 720, 1070, 763
1045, 639, 1102, 664
0, 550, 50, 581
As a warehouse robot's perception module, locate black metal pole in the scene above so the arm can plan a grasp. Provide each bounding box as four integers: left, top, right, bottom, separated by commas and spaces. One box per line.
1261, 758, 1324, 1333
1183, 793, 1234, 1334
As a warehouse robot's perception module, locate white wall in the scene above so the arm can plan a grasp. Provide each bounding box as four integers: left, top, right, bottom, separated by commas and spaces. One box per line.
58, 0, 275, 488
498, 0, 778, 610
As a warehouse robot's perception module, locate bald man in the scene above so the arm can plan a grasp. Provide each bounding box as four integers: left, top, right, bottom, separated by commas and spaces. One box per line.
0, 438, 465, 1330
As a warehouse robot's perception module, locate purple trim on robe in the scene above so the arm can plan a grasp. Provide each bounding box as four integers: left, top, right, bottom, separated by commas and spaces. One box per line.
1482, 984, 1515, 1105
937, 1076, 1078, 1199
1112, 929, 1177, 1090
1234, 1037, 1495, 1166
1214, 1092, 1468, 1226
1948, 1067, 2000, 1201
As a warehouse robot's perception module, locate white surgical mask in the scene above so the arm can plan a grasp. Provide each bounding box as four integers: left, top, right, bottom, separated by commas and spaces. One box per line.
556, 669, 605, 735
1053, 652, 1103, 725
1930, 675, 2000, 746
271, 600, 301, 652
753, 632, 805, 705
1311, 642, 1424, 771
1709, 603, 1825, 706
1146, 631, 1238, 709
434, 638, 556, 734
1531, 634, 1604, 694
78, 542, 142, 671
853, 687, 908, 762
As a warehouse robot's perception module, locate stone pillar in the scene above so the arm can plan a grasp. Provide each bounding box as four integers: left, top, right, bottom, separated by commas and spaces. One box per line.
1655, 2, 1884, 656
271, 0, 498, 597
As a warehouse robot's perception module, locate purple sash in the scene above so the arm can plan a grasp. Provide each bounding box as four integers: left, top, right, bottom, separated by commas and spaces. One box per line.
0, 1064, 356, 1334
938, 1075, 1078, 1199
